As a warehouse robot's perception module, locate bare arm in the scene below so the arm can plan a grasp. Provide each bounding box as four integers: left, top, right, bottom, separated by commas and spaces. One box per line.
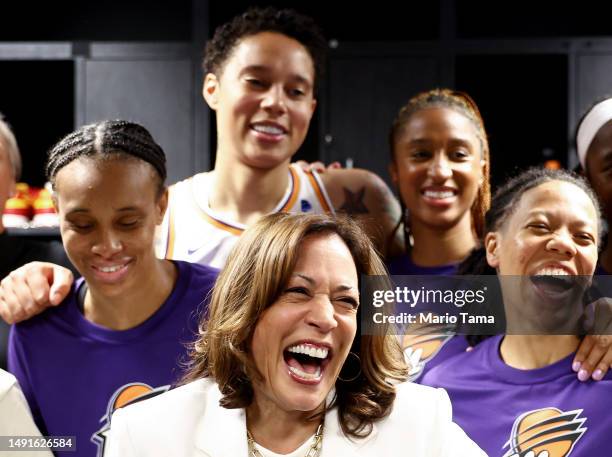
321, 168, 403, 257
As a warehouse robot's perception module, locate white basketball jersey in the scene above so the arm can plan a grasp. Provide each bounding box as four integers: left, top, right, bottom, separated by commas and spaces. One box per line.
156, 164, 335, 269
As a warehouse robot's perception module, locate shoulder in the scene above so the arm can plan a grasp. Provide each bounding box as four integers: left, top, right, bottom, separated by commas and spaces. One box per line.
115, 378, 213, 421
320, 168, 391, 200
12, 285, 79, 334
175, 260, 219, 283
392, 381, 453, 421
368, 382, 485, 456
109, 379, 213, 442
0, 369, 18, 400
421, 337, 492, 388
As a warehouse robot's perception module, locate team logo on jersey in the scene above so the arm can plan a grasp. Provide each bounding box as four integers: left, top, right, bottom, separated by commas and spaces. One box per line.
300, 199, 313, 212
402, 326, 454, 381
92, 382, 171, 457
502, 408, 587, 457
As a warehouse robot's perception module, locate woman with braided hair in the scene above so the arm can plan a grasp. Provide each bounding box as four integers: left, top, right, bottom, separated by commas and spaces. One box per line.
386, 89, 489, 381
421, 168, 612, 456
7, 120, 218, 457
388, 89, 612, 384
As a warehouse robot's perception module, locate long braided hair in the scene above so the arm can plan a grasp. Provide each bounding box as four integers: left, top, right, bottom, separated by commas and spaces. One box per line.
388, 88, 491, 252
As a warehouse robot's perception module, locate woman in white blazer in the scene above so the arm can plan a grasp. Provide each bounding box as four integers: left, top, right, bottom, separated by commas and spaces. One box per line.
108, 213, 485, 457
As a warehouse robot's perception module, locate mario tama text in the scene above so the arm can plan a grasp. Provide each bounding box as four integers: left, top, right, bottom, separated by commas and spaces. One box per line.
372, 310, 494, 325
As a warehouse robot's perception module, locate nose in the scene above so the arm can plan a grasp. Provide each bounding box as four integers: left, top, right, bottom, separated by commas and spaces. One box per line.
260, 85, 287, 116
305, 295, 338, 333
426, 153, 453, 181
546, 231, 577, 258
91, 230, 123, 257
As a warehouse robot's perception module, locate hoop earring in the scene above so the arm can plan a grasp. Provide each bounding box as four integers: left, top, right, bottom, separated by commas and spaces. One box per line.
338, 352, 362, 382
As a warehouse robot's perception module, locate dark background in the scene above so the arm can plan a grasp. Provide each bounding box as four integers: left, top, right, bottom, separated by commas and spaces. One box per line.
1, 0, 611, 189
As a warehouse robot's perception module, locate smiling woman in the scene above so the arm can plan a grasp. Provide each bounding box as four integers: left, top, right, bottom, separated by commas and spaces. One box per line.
107, 213, 485, 457
421, 168, 612, 457
7, 120, 218, 457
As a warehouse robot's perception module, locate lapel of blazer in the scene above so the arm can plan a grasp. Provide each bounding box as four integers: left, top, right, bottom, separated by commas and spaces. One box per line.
321, 406, 378, 456
194, 382, 248, 457
191, 383, 378, 457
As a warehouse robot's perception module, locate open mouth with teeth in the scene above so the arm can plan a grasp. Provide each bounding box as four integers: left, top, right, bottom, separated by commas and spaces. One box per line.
283, 343, 332, 384
420, 188, 458, 206
528, 268, 582, 300
91, 261, 132, 283
250, 123, 287, 141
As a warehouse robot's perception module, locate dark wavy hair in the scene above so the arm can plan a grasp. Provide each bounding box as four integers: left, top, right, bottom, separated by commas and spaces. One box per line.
183, 213, 407, 438
203, 7, 327, 91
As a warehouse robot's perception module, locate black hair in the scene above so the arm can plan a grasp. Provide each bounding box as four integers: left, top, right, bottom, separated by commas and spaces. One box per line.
203, 6, 327, 90
458, 167, 602, 276
46, 120, 167, 195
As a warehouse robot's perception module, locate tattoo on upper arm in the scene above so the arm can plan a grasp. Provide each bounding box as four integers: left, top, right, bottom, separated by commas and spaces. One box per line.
339, 187, 368, 214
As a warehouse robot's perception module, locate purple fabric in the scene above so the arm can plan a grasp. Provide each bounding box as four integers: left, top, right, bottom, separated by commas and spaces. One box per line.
387, 255, 459, 276
8, 260, 217, 457
387, 255, 467, 381
422, 335, 612, 456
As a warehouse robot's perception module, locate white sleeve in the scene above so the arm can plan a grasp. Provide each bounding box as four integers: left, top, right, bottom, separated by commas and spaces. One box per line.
434, 388, 488, 457
106, 408, 138, 457
0, 371, 53, 457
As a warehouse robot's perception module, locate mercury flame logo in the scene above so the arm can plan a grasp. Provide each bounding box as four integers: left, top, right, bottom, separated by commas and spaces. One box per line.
402, 328, 454, 381
92, 382, 170, 457
502, 408, 587, 457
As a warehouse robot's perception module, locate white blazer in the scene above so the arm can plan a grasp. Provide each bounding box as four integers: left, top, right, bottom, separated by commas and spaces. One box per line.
107, 378, 486, 457
0, 370, 53, 457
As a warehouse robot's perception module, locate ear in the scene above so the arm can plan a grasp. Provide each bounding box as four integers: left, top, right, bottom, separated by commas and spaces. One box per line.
51, 193, 59, 211
7, 178, 16, 198
388, 162, 399, 187
479, 159, 486, 186
155, 188, 169, 225
202, 73, 220, 110
484, 232, 500, 269
310, 98, 317, 117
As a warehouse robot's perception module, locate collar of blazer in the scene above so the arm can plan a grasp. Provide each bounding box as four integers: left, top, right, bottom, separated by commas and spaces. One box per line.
194, 380, 377, 457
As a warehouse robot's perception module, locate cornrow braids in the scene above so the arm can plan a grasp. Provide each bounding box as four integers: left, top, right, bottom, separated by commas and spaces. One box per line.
46, 120, 167, 194
203, 6, 327, 91
389, 88, 491, 240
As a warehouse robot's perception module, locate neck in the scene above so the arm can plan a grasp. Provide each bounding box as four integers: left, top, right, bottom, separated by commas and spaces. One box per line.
209, 155, 290, 226
246, 393, 322, 454
83, 259, 176, 330
600, 234, 612, 273
409, 213, 476, 266
500, 335, 580, 369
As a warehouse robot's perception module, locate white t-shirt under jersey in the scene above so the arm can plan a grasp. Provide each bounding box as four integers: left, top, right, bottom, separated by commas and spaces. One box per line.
157, 164, 335, 269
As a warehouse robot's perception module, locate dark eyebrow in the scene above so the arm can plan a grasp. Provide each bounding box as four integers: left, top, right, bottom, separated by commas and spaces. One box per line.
65, 206, 141, 216
240, 65, 312, 87
527, 210, 596, 230
294, 274, 357, 293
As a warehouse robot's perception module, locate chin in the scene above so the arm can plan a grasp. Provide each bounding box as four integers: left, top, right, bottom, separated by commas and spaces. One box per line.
285, 391, 327, 413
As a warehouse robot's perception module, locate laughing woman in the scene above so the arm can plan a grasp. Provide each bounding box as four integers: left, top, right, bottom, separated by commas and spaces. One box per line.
422, 168, 612, 456
7, 121, 217, 457
108, 213, 485, 456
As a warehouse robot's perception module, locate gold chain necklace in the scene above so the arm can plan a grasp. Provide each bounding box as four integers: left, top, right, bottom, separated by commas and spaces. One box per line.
246, 422, 324, 457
